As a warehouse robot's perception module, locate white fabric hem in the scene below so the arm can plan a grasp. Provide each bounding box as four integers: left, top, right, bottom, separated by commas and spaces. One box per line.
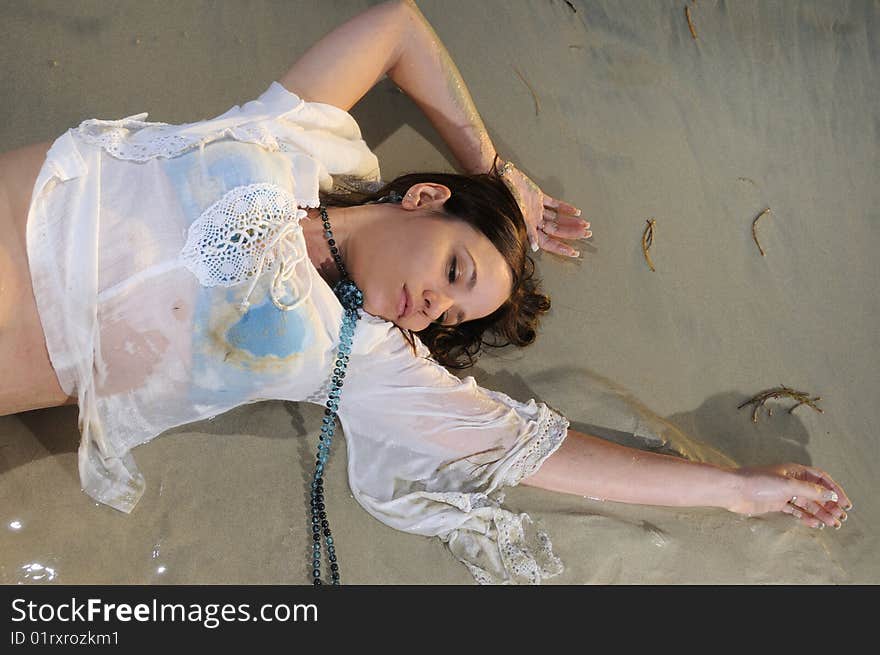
442, 405, 570, 585
351, 405, 570, 584
444, 508, 564, 585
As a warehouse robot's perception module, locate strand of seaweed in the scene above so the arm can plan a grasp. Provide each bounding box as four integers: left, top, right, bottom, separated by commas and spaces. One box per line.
737, 384, 824, 424
642, 218, 656, 272
752, 207, 771, 256
685, 6, 698, 40
512, 65, 541, 117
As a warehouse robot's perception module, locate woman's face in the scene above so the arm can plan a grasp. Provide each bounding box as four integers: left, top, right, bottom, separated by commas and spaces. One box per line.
339, 183, 514, 331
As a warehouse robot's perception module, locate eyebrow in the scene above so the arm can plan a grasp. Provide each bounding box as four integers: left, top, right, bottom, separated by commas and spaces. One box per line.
456, 246, 478, 325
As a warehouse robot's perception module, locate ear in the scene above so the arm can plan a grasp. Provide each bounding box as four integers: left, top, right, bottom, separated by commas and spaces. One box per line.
404, 183, 451, 209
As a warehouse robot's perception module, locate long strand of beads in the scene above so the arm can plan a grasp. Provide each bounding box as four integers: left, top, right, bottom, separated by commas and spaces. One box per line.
310, 205, 363, 586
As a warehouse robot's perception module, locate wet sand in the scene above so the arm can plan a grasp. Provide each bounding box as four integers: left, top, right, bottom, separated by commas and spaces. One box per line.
1, 0, 877, 584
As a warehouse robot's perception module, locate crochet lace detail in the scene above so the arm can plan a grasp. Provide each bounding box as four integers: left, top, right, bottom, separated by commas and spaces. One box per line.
504, 405, 569, 487
179, 183, 311, 312
466, 510, 564, 585
478, 394, 569, 489
75, 114, 278, 162
440, 497, 564, 585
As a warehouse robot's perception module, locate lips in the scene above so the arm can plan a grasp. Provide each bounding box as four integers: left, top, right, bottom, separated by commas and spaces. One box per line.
398, 286, 410, 319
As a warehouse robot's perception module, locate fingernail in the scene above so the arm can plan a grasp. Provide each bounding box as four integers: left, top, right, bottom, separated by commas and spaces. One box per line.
834, 522, 841, 530
571, 250, 580, 258
824, 491, 838, 502
575, 209, 582, 216
845, 503, 853, 511
531, 240, 539, 252
840, 513, 847, 522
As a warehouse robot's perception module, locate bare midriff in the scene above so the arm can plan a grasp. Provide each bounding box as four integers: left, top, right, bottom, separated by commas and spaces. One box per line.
0, 140, 77, 411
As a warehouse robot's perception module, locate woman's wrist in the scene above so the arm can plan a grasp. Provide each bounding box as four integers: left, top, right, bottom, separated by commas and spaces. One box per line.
493, 153, 515, 178
663, 463, 744, 512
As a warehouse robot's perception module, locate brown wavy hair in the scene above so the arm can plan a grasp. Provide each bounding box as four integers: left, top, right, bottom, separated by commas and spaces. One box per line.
319, 162, 551, 370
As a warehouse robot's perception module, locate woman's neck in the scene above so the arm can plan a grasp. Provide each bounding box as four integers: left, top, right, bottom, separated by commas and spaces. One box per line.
302, 207, 340, 287
301, 205, 363, 287
302, 203, 393, 287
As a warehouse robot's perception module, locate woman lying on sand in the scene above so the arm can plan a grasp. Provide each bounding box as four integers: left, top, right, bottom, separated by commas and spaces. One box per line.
0, 1, 850, 584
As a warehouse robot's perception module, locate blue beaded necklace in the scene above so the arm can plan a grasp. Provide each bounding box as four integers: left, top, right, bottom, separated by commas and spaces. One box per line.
310, 190, 402, 586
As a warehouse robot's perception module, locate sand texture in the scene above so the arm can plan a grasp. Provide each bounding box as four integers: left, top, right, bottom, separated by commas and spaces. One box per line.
1, 0, 877, 584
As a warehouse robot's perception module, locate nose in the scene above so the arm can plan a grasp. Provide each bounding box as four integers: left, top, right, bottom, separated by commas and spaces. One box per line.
424, 291, 454, 323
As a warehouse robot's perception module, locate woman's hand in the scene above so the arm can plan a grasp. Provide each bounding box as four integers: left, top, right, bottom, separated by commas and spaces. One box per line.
497, 161, 590, 258
728, 463, 852, 529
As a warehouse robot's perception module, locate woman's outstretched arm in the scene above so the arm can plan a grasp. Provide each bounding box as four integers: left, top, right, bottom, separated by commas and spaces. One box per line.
521, 428, 852, 529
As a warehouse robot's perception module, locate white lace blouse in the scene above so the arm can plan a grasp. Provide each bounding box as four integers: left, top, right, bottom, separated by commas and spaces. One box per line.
25, 81, 571, 584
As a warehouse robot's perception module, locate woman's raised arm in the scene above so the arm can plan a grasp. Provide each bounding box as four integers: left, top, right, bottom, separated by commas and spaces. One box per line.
278, 0, 410, 112
278, 0, 495, 175
521, 427, 852, 529
279, 2, 587, 256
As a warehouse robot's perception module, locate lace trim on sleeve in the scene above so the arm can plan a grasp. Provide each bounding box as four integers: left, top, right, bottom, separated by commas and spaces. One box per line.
179, 182, 311, 313
469, 392, 570, 490
75, 116, 278, 162
502, 404, 570, 488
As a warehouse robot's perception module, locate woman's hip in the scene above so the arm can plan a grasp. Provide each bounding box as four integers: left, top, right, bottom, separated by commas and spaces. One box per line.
0, 140, 75, 413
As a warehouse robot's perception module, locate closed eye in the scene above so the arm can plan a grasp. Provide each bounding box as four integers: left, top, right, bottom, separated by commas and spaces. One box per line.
436, 255, 459, 325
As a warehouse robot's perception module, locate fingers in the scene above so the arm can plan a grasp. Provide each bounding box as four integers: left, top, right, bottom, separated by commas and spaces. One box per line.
533, 216, 584, 258
528, 201, 543, 252
528, 231, 540, 252
822, 500, 847, 527
531, 195, 588, 256
541, 210, 592, 239
541, 197, 587, 230
790, 497, 840, 529
798, 481, 838, 505
543, 196, 582, 217
802, 466, 852, 511
785, 481, 847, 529
540, 234, 581, 258
782, 498, 821, 528
781, 501, 803, 520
